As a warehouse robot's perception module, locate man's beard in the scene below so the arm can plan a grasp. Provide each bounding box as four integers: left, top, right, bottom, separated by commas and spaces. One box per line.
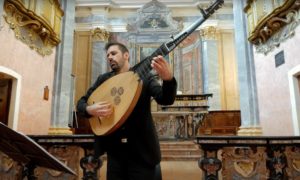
110, 63, 120, 72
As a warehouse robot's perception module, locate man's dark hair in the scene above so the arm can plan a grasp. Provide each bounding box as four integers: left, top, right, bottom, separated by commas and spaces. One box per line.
105, 41, 129, 54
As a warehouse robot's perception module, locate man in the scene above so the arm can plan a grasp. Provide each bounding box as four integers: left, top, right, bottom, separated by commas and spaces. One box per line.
77, 42, 177, 180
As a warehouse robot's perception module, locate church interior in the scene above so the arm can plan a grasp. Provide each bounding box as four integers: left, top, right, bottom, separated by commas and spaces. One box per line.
1, 0, 300, 179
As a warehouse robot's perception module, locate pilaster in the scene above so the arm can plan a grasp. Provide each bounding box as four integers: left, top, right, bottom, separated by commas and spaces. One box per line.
50, 0, 75, 134
233, 0, 262, 135
201, 26, 221, 110
90, 27, 109, 83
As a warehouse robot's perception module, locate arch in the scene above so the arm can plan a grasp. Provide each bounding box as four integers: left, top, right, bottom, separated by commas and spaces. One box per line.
288, 65, 300, 135
0, 66, 21, 130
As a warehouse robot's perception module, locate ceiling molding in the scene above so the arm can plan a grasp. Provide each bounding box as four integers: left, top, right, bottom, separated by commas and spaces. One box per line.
75, 0, 234, 32
75, 0, 232, 8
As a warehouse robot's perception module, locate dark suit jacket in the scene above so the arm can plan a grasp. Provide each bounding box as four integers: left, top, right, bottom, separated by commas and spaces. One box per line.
77, 71, 177, 167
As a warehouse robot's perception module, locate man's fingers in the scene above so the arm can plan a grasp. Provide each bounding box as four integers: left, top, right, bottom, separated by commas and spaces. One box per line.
99, 103, 111, 110
151, 56, 173, 81
97, 101, 111, 106
151, 60, 162, 70
97, 108, 113, 117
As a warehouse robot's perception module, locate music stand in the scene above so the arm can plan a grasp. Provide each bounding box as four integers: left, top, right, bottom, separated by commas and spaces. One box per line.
0, 122, 76, 179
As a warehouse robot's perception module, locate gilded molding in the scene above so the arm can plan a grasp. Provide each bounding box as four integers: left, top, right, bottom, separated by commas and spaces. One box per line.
245, 0, 300, 46
91, 27, 110, 42
3, 0, 64, 56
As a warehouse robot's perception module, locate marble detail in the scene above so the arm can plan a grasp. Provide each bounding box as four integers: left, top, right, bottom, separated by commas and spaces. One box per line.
51, 0, 76, 131
160, 141, 201, 161
153, 112, 207, 139
76, 15, 106, 24
3, 135, 300, 179
202, 40, 221, 110
197, 136, 300, 179
178, 33, 202, 94
237, 126, 263, 136
127, 0, 181, 33
233, 0, 260, 128
91, 42, 107, 83
222, 147, 267, 179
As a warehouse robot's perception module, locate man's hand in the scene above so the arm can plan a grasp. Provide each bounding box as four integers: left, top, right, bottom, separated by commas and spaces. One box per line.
86, 101, 113, 118
151, 55, 173, 81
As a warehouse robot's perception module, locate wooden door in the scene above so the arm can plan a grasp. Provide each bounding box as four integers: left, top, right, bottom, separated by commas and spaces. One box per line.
0, 79, 12, 125
72, 31, 93, 134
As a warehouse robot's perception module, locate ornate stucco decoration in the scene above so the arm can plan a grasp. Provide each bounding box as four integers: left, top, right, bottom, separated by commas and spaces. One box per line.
126, 0, 181, 34
255, 9, 300, 54
91, 27, 110, 42
3, 0, 64, 56
244, 0, 300, 54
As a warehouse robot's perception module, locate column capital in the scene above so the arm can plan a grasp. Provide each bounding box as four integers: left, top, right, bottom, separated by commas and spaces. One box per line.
91, 27, 110, 42
199, 26, 219, 40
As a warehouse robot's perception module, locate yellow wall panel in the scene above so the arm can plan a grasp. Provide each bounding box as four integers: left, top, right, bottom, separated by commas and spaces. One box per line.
218, 31, 240, 110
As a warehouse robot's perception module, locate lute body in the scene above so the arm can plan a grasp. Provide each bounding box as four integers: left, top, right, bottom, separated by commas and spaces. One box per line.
87, 72, 142, 135
87, 0, 224, 136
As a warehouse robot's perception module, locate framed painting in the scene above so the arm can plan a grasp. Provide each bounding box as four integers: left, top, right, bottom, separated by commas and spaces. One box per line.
136, 44, 174, 73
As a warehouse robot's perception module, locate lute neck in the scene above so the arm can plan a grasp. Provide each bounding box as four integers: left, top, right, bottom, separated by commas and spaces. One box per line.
131, 44, 169, 79
130, 0, 224, 80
